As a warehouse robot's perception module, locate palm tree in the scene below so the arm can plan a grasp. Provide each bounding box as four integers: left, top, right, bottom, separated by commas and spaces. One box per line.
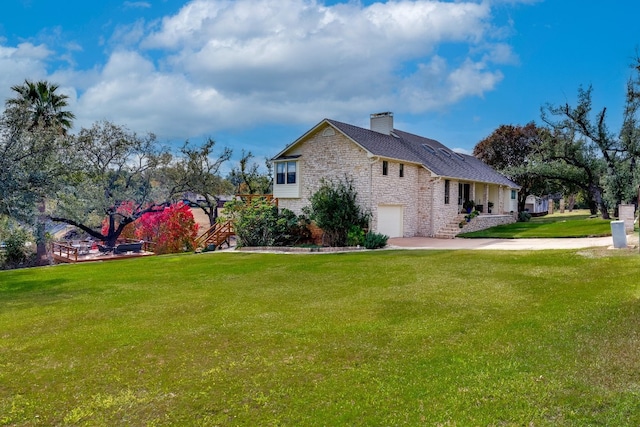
6, 79, 75, 134
5, 80, 75, 265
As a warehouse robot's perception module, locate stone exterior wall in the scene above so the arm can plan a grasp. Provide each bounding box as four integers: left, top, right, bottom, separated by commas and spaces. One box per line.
417, 172, 435, 236
369, 158, 421, 237
276, 126, 373, 216
427, 177, 463, 237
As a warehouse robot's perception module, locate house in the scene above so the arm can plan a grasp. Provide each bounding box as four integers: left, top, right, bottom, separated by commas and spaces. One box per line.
524, 194, 549, 216
271, 112, 520, 238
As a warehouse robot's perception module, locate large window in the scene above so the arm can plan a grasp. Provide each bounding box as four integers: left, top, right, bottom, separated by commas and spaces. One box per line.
444, 180, 450, 204
287, 162, 296, 184
276, 161, 297, 185
511, 189, 517, 200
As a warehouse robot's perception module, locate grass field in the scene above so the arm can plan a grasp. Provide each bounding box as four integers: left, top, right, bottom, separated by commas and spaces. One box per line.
2, 248, 640, 425
459, 210, 614, 238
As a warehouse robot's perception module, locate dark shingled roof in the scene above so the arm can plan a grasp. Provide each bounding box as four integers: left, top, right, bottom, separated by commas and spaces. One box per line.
325, 119, 519, 188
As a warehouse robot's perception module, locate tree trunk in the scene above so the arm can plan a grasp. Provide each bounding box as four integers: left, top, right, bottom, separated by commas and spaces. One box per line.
205, 206, 216, 227
105, 214, 118, 248
567, 194, 575, 212
36, 199, 49, 266
518, 193, 527, 213
600, 201, 611, 219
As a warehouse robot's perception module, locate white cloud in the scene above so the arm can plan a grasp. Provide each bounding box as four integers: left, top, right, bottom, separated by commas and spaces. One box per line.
123, 1, 152, 9
124, 0, 511, 134
448, 59, 503, 100
452, 147, 471, 155
0, 42, 53, 102
73, 50, 229, 136
1, 0, 523, 142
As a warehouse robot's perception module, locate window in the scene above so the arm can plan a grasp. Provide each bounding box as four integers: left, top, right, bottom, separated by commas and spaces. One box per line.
287, 161, 296, 184
276, 161, 297, 185
511, 189, 517, 200
399, 163, 404, 178
444, 180, 450, 204
276, 162, 285, 185
382, 160, 388, 176
322, 127, 335, 137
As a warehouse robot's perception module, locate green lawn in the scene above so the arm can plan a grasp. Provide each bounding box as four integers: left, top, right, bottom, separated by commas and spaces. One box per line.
459, 210, 613, 238
2, 249, 640, 425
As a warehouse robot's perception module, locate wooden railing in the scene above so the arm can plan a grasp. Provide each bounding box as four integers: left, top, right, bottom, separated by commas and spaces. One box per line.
194, 220, 235, 251
51, 241, 79, 262
192, 195, 278, 251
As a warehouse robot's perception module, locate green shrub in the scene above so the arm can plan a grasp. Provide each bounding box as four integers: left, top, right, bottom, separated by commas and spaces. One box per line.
363, 232, 388, 249
464, 209, 480, 222
518, 211, 532, 222
0, 217, 34, 269
302, 177, 369, 247
274, 208, 311, 246
222, 198, 310, 247
346, 225, 365, 246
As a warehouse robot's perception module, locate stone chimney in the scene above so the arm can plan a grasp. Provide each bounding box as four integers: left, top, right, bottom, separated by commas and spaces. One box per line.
370, 112, 394, 135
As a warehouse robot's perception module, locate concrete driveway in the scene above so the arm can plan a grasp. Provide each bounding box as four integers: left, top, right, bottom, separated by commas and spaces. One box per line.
387, 234, 639, 250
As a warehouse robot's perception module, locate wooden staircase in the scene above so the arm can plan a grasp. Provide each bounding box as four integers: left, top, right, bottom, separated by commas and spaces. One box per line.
435, 214, 467, 239
194, 220, 235, 251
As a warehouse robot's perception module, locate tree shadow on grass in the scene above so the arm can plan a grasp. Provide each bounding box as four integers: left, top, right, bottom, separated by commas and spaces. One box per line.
0, 276, 94, 309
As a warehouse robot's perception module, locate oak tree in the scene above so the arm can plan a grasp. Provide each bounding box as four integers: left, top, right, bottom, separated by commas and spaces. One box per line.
50, 121, 171, 247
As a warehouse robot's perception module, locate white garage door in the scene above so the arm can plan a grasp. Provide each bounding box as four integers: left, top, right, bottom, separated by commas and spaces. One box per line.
377, 205, 403, 238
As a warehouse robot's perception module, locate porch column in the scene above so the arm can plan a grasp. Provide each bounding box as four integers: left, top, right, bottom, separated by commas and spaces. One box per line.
483, 184, 489, 214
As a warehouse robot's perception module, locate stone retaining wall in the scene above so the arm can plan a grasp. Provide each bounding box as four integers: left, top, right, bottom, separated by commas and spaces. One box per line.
460, 214, 516, 234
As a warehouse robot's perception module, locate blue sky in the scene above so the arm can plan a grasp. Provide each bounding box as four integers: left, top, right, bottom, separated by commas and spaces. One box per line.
1, 0, 639, 168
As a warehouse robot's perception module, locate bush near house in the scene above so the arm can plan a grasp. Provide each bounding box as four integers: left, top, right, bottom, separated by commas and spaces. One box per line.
222, 197, 310, 247
346, 225, 388, 249
363, 231, 388, 249
302, 178, 369, 247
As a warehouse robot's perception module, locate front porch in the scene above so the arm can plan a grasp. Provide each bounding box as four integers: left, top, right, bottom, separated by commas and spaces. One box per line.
457, 181, 518, 217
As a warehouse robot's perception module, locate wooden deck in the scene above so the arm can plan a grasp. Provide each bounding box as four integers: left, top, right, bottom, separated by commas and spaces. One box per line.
51, 241, 154, 264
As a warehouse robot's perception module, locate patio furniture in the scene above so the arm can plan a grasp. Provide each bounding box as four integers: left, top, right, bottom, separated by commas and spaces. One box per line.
97, 244, 112, 253
114, 242, 143, 254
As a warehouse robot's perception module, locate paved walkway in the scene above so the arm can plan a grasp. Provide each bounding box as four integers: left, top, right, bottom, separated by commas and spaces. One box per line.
387, 234, 639, 251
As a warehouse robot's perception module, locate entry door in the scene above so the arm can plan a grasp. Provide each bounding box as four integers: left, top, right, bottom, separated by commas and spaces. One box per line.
458, 183, 470, 205
377, 205, 403, 238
